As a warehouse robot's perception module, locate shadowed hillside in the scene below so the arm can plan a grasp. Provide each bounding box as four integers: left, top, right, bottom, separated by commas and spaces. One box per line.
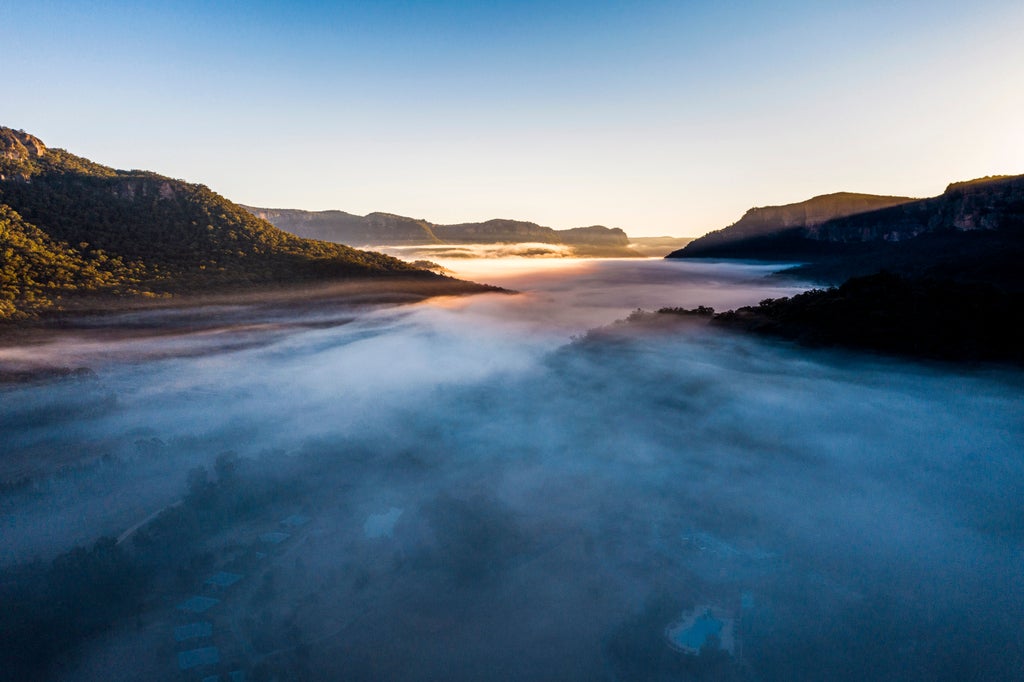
672, 192, 918, 257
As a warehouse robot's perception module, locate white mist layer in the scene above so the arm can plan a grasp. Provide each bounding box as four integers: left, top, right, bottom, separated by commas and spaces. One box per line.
1, 258, 1022, 681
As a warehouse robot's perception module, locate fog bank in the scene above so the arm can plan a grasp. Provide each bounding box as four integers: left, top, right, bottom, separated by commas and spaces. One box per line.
1, 258, 1021, 681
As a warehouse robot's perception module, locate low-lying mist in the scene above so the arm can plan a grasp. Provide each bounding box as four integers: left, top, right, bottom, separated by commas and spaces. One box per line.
1, 258, 1021, 681
380, 241, 578, 260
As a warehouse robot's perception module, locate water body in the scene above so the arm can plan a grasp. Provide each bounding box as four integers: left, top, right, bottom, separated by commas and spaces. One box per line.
364, 507, 404, 539
666, 606, 732, 654
1, 258, 1022, 681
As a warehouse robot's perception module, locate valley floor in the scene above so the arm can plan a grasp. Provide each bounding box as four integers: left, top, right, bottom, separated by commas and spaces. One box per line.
2, 258, 1021, 682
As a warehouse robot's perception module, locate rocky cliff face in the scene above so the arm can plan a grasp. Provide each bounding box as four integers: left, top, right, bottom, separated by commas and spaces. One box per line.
808, 175, 1024, 243
109, 178, 181, 202
0, 128, 46, 161
945, 176, 1024, 231
0, 128, 48, 181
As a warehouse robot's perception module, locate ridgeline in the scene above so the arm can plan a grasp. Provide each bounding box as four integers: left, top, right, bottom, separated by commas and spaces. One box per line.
243, 206, 641, 257
668, 175, 1024, 290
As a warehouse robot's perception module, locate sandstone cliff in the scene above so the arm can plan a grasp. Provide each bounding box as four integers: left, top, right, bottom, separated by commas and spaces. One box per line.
809, 175, 1024, 242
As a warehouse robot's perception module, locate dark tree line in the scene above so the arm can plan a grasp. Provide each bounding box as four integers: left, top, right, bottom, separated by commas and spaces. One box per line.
711, 271, 1024, 363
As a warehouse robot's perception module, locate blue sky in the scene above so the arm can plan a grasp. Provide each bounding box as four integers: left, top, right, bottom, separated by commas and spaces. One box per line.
3, 0, 1023, 236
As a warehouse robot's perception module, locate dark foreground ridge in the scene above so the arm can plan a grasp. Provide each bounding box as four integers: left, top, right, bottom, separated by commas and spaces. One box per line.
0, 127, 496, 321
709, 272, 1024, 364
636, 273, 1024, 366
611, 276, 1024, 365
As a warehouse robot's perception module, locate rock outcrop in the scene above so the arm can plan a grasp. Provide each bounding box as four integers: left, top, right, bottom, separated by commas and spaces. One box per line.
0, 128, 46, 161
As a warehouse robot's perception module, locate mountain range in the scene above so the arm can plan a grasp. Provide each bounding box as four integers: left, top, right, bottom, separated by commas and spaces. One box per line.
669, 175, 1024, 289
243, 206, 641, 257
0, 127, 490, 320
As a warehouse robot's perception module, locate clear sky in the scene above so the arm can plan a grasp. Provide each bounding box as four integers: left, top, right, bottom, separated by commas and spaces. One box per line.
3, 0, 1023, 236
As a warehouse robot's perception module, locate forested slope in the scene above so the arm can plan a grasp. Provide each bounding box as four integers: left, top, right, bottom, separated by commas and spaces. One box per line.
1, 127, 474, 320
